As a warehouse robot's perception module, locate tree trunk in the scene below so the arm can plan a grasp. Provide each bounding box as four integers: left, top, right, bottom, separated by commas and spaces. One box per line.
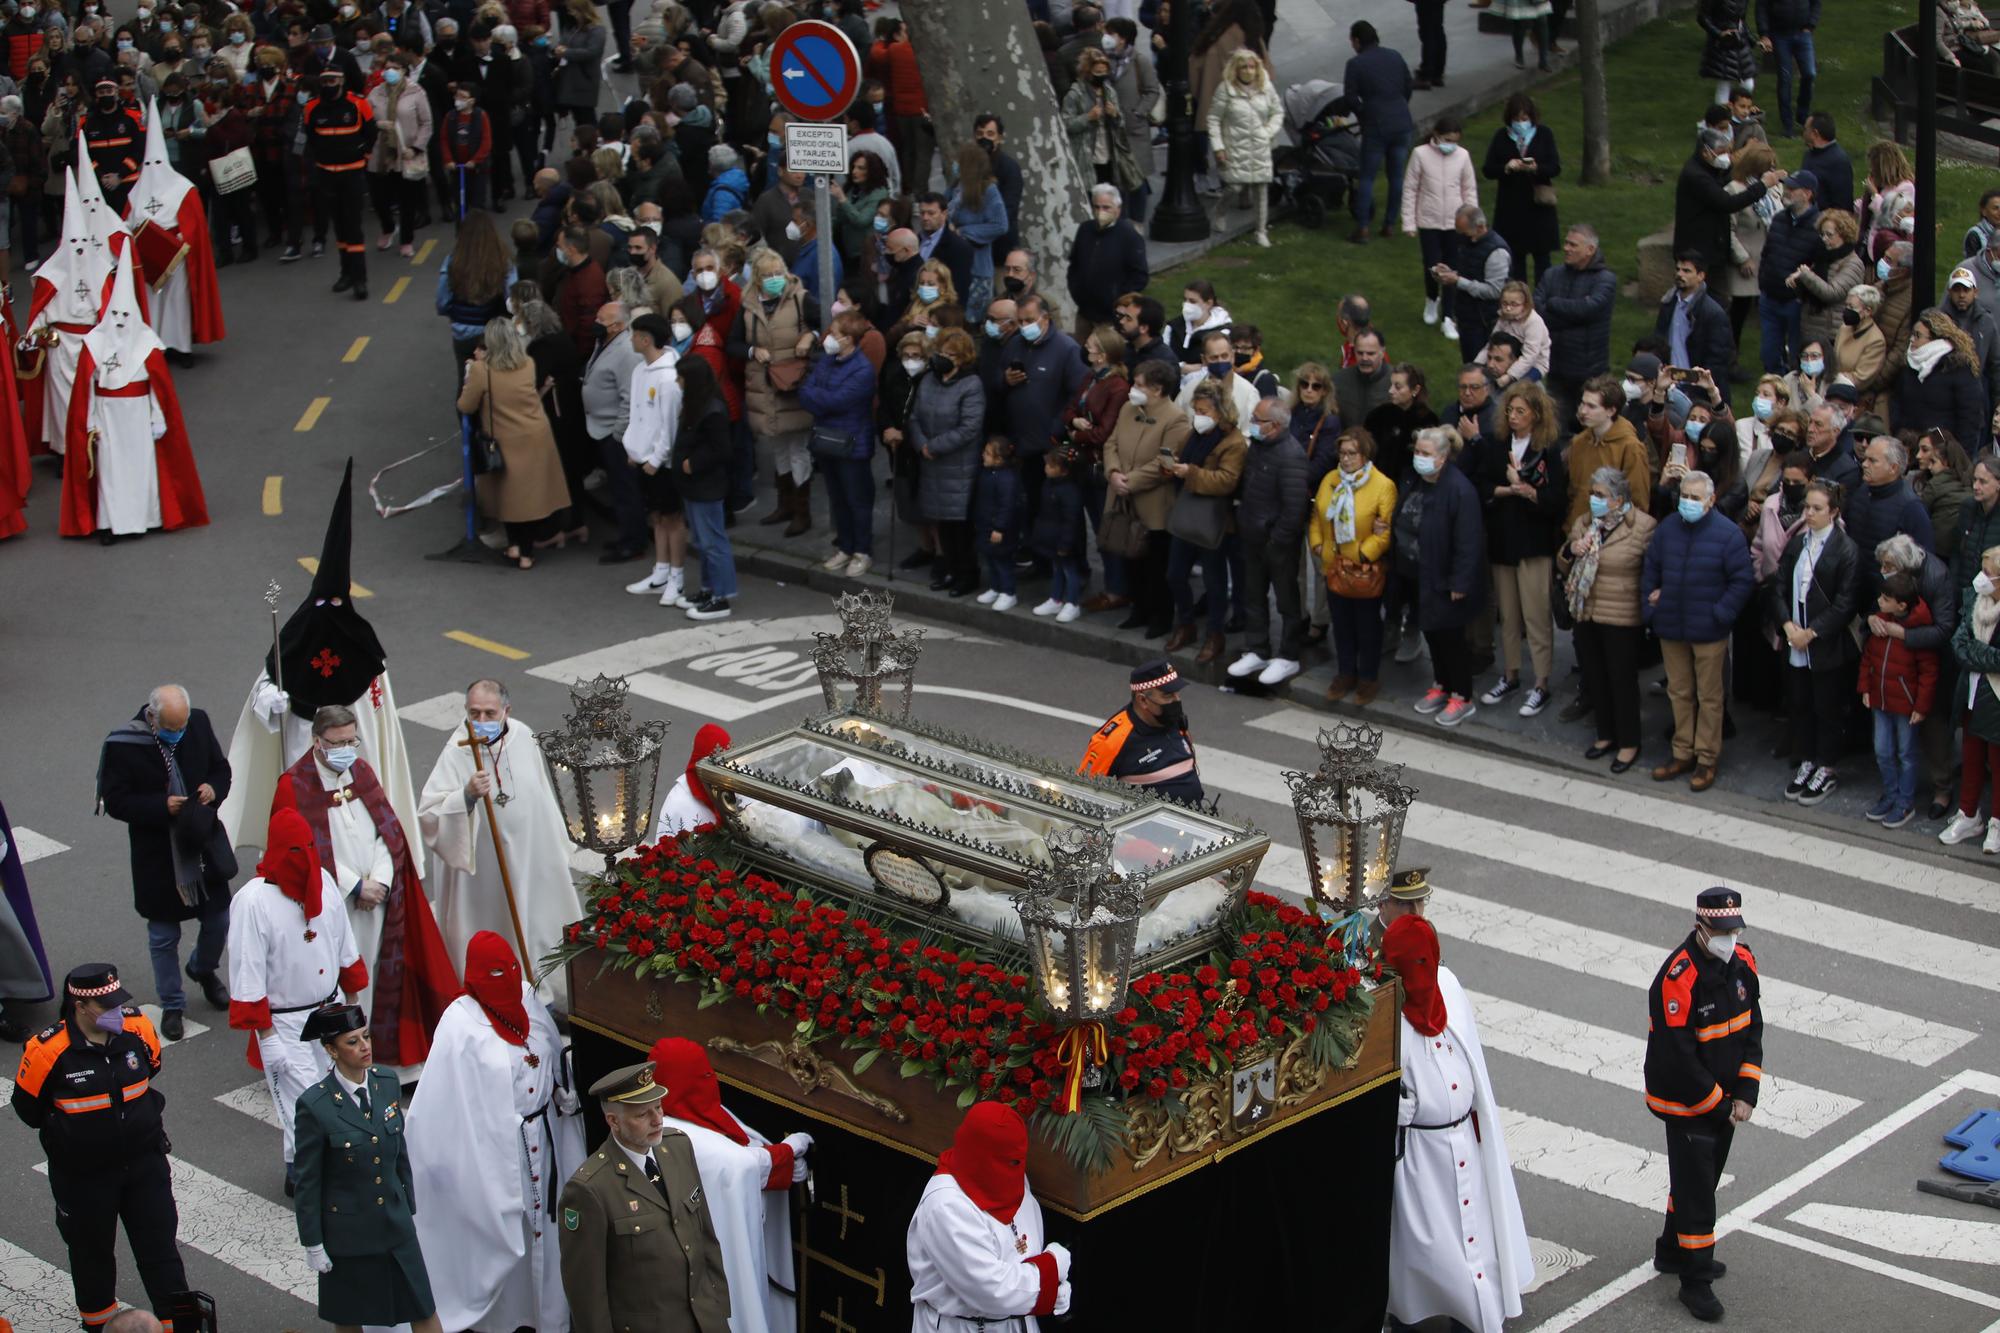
1577, 0, 1611, 184
899, 0, 1093, 312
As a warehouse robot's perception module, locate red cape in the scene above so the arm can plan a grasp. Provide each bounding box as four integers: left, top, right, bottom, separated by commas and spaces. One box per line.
272, 761, 460, 1067
131, 193, 224, 345
0, 303, 26, 539
57, 345, 207, 537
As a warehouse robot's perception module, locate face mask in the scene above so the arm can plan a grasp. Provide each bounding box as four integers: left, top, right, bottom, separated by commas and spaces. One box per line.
872, 214, 889, 234
1413, 453, 1439, 477
1711, 152, 1731, 171
93, 1006, 127, 1035
1782, 481, 1807, 506
183, 17, 196, 30
1899, 215, 1916, 234
322, 745, 358, 772
1205, 360, 1231, 379
929, 353, 954, 376
20, 7, 36, 19
901, 356, 926, 376
1100, 33, 1119, 50
192, 44, 210, 58
823, 334, 841, 355
138, 6, 151, 17
297, 89, 310, 104
671, 320, 693, 344
1510, 119, 1533, 137
1157, 700, 1187, 731
117, 39, 132, 51
1001, 276, 1027, 298
1841, 307, 1861, 328
924, 325, 940, 341
1800, 357, 1823, 376
1020, 321, 1042, 343
983, 319, 1002, 339
164, 47, 181, 59
155, 725, 185, 745
382, 67, 402, 84
455, 98, 474, 113
1588, 494, 1611, 519
917, 283, 940, 303
1181, 300, 1205, 325
693, 269, 719, 292
1245, 420, 1265, 441
1678, 497, 1706, 523
1623, 377, 1644, 401
1190, 412, 1215, 433
1703, 930, 1740, 964
1877, 257, 1893, 282
761, 275, 786, 297
1752, 396, 1774, 421
229, 30, 245, 44
1127, 387, 1147, 407
1979, 571, 1998, 597
1436, 139, 1457, 154
1685, 419, 1707, 441
784, 220, 802, 241
470, 719, 505, 743
871, 98, 883, 113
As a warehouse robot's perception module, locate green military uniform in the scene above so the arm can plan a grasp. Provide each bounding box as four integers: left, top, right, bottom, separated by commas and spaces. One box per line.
559, 1061, 731, 1333
293, 1062, 436, 1325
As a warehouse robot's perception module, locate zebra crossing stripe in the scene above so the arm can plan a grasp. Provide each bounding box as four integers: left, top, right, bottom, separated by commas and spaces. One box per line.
0, 1236, 85, 1333
1500, 1107, 1730, 1211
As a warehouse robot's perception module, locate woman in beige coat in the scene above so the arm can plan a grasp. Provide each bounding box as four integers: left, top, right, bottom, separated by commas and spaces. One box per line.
1556, 466, 1658, 771
738, 249, 819, 535
1101, 360, 1191, 637
367, 52, 432, 256
458, 317, 573, 569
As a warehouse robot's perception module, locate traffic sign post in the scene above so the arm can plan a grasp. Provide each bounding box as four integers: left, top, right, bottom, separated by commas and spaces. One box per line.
768, 22, 861, 355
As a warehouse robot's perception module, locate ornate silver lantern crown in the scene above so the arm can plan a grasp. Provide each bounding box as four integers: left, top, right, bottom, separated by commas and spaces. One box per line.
1281, 722, 1416, 914
537, 674, 669, 872
1016, 828, 1146, 1025
812, 590, 925, 718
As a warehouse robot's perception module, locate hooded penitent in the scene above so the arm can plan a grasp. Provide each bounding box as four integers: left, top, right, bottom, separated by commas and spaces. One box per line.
257, 807, 324, 921
1381, 914, 1446, 1038
935, 1101, 1030, 1222
462, 929, 529, 1045
270, 459, 388, 720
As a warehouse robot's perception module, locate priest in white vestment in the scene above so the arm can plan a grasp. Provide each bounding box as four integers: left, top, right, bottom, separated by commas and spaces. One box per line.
25, 170, 111, 452
651, 1037, 811, 1333
408, 930, 584, 1333
220, 460, 419, 857
417, 679, 581, 1010
124, 99, 225, 355
226, 807, 366, 1185
1381, 915, 1533, 1333
657, 724, 731, 837
907, 1102, 1072, 1333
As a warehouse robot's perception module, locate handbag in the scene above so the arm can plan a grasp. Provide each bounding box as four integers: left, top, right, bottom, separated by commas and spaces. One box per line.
467, 380, 505, 475
1550, 560, 1576, 631
1107, 120, 1147, 197
1166, 489, 1229, 550
209, 145, 257, 194
1533, 181, 1558, 208
1326, 555, 1386, 599
807, 425, 855, 461
766, 355, 807, 391
1099, 494, 1150, 559
400, 154, 430, 181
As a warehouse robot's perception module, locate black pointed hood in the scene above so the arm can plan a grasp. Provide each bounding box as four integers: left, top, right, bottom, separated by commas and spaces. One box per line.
268, 460, 387, 719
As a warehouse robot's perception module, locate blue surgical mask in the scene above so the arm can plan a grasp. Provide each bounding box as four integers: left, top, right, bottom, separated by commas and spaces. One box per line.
1436, 140, 1457, 154
383, 67, 402, 84
917, 283, 940, 303
155, 725, 185, 745
1019, 321, 1042, 342
470, 719, 504, 743
1800, 357, 1824, 376
1678, 497, 1706, 523
1510, 119, 1533, 138
323, 745, 358, 772
1752, 396, 1774, 421
93, 1007, 127, 1035
1876, 257, 1892, 282
1588, 494, 1611, 519
761, 275, 785, 297
1685, 419, 1707, 441
872, 214, 889, 234
924, 324, 940, 341
983, 319, 1001, 338
1412, 454, 1439, 477
1205, 360, 1231, 379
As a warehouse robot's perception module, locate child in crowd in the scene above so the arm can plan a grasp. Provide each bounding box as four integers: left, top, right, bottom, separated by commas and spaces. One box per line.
1858, 571, 1937, 828
973, 436, 1021, 612
1031, 447, 1087, 623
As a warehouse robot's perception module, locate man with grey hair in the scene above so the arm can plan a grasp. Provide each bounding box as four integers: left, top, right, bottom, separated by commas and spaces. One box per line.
1067, 179, 1149, 340
1538, 224, 1618, 425
1874, 531, 1960, 818
1674, 125, 1774, 282
584, 300, 648, 564
417, 679, 581, 1009
1227, 398, 1309, 687
1642, 470, 1754, 792
1844, 436, 1934, 599
1436, 204, 1511, 363
97, 683, 234, 1042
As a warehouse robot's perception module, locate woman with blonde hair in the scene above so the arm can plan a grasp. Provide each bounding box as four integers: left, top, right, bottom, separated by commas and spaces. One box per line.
1163, 377, 1247, 663
1792, 208, 1865, 354
1309, 426, 1398, 703
1205, 47, 1284, 245
1861, 140, 1917, 260
733, 246, 820, 534
900, 258, 958, 331
1737, 373, 1793, 462
1491, 281, 1551, 385
1836, 284, 1890, 404
551, 0, 606, 127
1062, 46, 1122, 185
1479, 383, 1567, 716
1723, 139, 1781, 346
458, 317, 574, 569
1893, 309, 1986, 446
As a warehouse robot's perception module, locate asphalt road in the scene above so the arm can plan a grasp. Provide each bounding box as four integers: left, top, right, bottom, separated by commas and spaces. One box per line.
2, 186, 1997, 1332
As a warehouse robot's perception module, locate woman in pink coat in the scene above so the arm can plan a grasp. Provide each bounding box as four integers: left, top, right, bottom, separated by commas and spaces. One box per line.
1401, 114, 1480, 340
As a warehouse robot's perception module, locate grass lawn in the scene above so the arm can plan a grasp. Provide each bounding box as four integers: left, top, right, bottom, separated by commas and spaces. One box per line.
1149, 0, 1987, 414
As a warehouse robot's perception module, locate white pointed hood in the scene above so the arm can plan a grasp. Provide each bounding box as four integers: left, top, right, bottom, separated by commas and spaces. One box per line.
127, 97, 193, 226
36, 167, 114, 324
75, 127, 130, 251
83, 245, 161, 389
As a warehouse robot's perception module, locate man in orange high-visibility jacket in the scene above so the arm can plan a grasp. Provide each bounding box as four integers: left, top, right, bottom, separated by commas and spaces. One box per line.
1643, 886, 1763, 1325
302, 65, 376, 300
1078, 658, 1204, 807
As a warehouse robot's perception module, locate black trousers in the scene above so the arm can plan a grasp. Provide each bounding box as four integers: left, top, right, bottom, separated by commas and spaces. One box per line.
1131, 528, 1174, 632
595, 433, 649, 549
1574, 620, 1644, 749
254, 154, 292, 244
50, 1150, 188, 1326
607, 0, 634, 61
1243, 536, 1304, 658
1785, 661, 1850, 769
368, 170, 424, 245
313, 168, 368, 283
1413, 0, 1448, 79
935, 518, 978, 590
210, 187, 258, 260
1425, 626, 1473, 698
1660, 1118, 1735, 1276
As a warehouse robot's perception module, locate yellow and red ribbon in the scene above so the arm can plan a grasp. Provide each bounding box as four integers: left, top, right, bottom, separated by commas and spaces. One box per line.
1054, 1021, 1109, 1114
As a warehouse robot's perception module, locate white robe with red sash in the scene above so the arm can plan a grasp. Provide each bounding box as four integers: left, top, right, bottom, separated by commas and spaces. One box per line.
126, 98, 224, 352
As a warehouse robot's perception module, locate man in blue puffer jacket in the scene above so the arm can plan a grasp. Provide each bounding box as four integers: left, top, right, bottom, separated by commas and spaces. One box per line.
1643, 470, 1755, 791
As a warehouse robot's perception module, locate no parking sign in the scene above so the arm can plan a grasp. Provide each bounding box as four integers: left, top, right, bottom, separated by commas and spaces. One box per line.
769, 20, 862, 123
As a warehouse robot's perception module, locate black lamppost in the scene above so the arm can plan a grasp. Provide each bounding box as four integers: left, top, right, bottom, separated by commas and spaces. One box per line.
1915, 0, 1939, 311
1148, 0, 1210, 244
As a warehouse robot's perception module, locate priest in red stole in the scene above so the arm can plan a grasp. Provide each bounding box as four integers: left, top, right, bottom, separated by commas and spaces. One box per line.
59, 245, 205, 540
125, 98, 223, 354
26, 169, 112, 454
273, 705, 458, 1078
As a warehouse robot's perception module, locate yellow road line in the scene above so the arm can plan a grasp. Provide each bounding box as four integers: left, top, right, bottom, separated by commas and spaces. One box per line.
261, 476, 282, 516
383, 276, 410, 304
342, 336, 369, 363
411, 238, 436, 266
294, 397, 330, 432
297, 556, 374, 598
444, 630, 529, 660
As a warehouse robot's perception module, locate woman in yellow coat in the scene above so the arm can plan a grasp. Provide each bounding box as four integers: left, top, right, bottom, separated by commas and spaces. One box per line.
1308, 426, 1399, 704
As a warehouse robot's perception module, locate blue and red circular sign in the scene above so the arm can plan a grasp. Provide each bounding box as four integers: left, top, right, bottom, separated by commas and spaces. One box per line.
769, 20, 862, 123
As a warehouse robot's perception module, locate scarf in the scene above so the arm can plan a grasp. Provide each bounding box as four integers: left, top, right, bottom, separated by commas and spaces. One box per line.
652, 1035, 749, 1143
935, 1101, 1029, 1222
683, 723, 730, 826
1326, 463, 1370, 544
1381, 915, 1446, 1037
1975, 590, 2000, 708
1908, 337, 1951, 381
1565, 509, 1620, 622
463, 929, 530, 1045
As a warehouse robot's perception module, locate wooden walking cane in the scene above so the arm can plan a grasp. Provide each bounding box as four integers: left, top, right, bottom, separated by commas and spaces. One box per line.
461, 720, 532, 970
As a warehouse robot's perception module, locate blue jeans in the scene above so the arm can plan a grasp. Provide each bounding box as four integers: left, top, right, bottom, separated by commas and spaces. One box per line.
1168, 536, 1232, 631
982, 549, 1017, 594
1770, 32, 1817, 133
728, 417, 755, 510
684, 499, 738, 599
1759, 295, 1803, 374
147, 894, 230, 1012
822, 456, 876, 556
1050, 556, 1087, 605
1873, 709, 1919, 810
1354, 130, 1412, 231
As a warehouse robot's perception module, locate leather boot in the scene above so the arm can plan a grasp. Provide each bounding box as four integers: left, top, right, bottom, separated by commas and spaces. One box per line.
1164, 623, 1196, 652
785, 475, 813, 537
1196, 632, 1225, 663
760, 474, 793, 525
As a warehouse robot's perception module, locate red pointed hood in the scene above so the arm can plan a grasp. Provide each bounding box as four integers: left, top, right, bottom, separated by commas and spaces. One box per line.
463, 930, 530, 1045
257, 808, 323, 920
936, 1101, 1029, 1223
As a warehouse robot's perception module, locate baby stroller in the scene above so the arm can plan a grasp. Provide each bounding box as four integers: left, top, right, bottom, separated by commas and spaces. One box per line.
1272, 79, 1362, 229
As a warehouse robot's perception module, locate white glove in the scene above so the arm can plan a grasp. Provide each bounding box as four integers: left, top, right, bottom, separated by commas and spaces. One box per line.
554, 1082, 581, 1115
1043, 1241, 1071, 1282
251, 677, 291, 730
151, 418, 168, 441
1396, 1086, 1417, 1128
303, 1244, 333, 1274
1053, 1280, 1072, 1317
782, 1132, 812, 1182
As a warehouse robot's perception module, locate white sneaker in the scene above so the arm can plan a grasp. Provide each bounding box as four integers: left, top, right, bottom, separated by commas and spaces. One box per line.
1056, 602, 1081, 622
977, 588, 1000, 604
1032, 597, 1063, 616
1440, 316, 1459, 343
1252, 229, 1271, 248
1226, 651, 1268, 678
820, 550, 850, 571
1422, 297, 1439, 326
1985, 819, 2000, 855
1256, 657, 1301, 686
625, 566, 671, 594
657, 568, 685, 608
1940, 810, 1987, 845
845, 553, 872, 577
991, 593, 1018, 612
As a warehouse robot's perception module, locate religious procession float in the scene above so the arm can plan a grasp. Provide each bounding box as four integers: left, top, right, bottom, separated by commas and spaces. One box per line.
544, 592, 1413, 1330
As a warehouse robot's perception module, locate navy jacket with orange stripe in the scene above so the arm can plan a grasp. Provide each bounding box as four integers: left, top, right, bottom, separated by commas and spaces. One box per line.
1644, 933, 1763, 1124
302, 90, 376, 171
10, 1008, 167, 1164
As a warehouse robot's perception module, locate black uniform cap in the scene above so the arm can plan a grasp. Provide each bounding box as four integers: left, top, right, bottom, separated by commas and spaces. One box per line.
1129, 658, 1186, 693
63, 963, 132, 1007
300, 1003, 368, 1043
1695, 887, 1744, 931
